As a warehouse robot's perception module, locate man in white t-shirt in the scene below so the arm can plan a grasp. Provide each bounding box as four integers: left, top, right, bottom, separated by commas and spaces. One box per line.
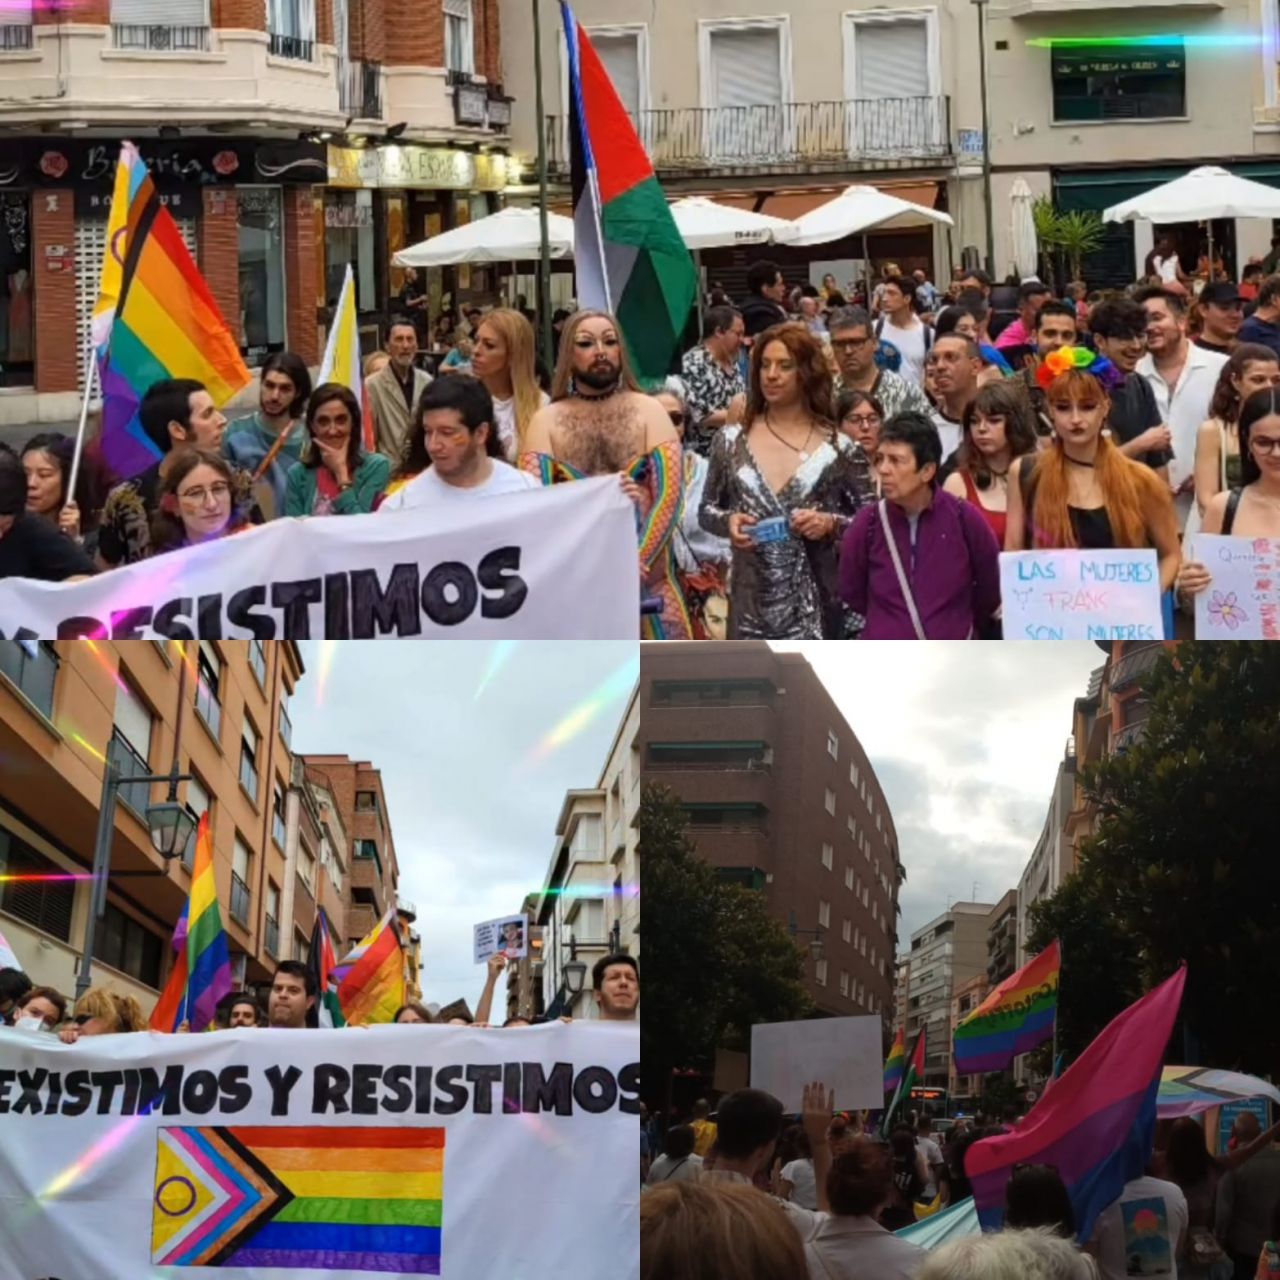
915, 1116, 946, 1203
1087, 1174, 1189, 1280
378, 375, 538, 510
876, 275, 933, 388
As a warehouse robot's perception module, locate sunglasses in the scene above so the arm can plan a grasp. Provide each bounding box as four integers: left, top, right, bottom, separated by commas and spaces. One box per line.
73, 1014, 94, 1026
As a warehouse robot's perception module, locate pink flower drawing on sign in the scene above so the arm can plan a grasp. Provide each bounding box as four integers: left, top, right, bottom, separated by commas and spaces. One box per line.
1208, 590, 1248, 631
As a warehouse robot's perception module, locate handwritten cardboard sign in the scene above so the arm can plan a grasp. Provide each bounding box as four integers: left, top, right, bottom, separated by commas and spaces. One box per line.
1000, 549, 1163, 641
1192, 535, 1280, 640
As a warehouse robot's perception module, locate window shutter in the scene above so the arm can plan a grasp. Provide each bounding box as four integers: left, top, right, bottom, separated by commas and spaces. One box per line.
708, 28, 781, 107
113, 681, 153, 760
112, 0, 207, 23
233, 838, 251, 880
855, 21, 929, 99
591, 33, 640, 117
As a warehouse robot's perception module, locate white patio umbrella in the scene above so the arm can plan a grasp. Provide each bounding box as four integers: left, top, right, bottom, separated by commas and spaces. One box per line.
1009, 179, 1039, 281
1103, 166, 1280, 275
786, 185, 955, 301
392, 206, 575, 266
667, 196, 797, 250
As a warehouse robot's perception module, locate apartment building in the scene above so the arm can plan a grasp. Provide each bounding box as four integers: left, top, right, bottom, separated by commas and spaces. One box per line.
298, 753, 400, 954
1016, 736, 1080, 967
987, 888, 1017, 986
505, 892, 545, 1022
949, 969, 990, 1103
537, 684, 640, 1021
502, 0, 1280, 289
906, 902, 993, 1092
0, 640, 302, 1015
638, 642, 901, 1023
0, 0, 513, 423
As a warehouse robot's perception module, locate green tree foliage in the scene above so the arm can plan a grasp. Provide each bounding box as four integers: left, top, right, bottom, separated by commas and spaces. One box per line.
1029, 643, 1280, 1072
640, 784, 812, 1105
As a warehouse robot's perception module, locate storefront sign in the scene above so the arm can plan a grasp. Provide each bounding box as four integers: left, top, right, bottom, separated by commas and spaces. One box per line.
328, 144, 509, 192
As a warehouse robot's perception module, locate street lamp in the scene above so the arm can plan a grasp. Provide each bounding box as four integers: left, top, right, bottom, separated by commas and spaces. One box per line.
562, 935, 588, 998
788, 916, 826, 967
972, 0, 996, 276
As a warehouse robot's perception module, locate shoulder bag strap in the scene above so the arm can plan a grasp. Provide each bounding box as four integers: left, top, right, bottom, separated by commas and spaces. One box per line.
879, 499, 928, 640
658, 1157, 689, 1182
1223, 487, 1243, 537
1220, 420, 1229, 492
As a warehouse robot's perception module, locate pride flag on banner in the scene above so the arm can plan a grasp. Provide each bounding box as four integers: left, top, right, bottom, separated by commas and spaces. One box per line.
561, 1, 696, 383
884, 1027, 907, 1095
332, 907, 404, 1026
953, 940, 1061, 1075
93, 142, 251, 479
966, 965, 1186, 1242
317, 264, 373, 451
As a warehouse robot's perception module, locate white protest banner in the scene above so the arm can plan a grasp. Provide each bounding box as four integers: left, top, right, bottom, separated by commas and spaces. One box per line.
473, 914, 528, 964
1192, 534, 1280, 639
0, 1021, 639, 1279
0, 477, 638, 640
999, 548, 1163, 641
750, 1016, 882, 1113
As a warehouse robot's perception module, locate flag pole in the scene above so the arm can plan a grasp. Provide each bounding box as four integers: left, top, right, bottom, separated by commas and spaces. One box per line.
66, 341, 99, 507
533, 0, 554, 374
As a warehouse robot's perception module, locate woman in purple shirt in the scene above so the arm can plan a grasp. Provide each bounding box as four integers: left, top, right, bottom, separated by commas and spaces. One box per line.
839, 412, 1002, 639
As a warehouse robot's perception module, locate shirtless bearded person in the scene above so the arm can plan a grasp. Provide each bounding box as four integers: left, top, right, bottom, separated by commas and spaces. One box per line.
521, 310, 690, 638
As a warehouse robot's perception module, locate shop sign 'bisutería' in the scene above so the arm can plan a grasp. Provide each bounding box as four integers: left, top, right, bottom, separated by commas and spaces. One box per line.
327, 145, 511, 193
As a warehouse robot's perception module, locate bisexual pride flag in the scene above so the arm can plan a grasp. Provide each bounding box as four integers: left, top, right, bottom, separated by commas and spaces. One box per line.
953, 940, 1061, 1075
561, 1, 697, 382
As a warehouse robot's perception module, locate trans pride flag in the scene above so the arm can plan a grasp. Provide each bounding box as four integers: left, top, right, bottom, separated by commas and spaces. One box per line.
93, 143, 250, 478
953, 940, 1061, 1075
966, 965, 1186, 1243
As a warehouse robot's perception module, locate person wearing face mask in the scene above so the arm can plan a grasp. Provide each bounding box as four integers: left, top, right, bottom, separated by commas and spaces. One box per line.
700, 322, 873, 639
521, 308, 689, 638
286, 383, 391, 516
9, 985, 67, 1032
150, 449, 255, 555
0, 967, 32, 1025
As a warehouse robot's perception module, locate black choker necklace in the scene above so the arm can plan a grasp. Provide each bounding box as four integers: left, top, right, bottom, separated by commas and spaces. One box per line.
570, 378, 624, 401
1065, 456, 1095, 469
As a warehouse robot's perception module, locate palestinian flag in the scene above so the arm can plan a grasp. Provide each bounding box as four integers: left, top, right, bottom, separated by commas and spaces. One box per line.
561, 1, 697, 383
880, 1029, 926, 1137
308, 908, 345, 1028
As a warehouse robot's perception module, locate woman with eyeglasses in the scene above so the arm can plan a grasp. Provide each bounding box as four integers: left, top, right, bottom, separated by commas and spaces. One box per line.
1177, 387, 1280, 607
150, 449, 254, 555
286, 383, 391, 517
836, 388, 885, 460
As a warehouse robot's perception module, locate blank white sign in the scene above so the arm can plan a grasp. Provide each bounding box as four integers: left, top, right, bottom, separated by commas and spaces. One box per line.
750, 1016, 883, 1113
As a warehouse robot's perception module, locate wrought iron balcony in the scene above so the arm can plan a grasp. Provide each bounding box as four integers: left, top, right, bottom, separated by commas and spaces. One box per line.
340, 59, 383, 120
1, 23, 32, 51
112, 24, 211, 52
545, 96, 952, 177
269, 32, 314, 61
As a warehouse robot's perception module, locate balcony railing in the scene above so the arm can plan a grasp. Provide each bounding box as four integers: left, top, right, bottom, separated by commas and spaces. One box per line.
230, 872, 251, 926
546, 96, 951, 176
268, 32, 314, 61
112, 24, 211, 52
1, 23, 33, 51
264, 916, 279, 958
340, 59, 383, 120
645, 757, 771, 772
108, 731, 152, 817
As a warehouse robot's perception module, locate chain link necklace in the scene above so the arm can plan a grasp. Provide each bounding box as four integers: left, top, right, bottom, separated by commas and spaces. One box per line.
764, 411, 817, 462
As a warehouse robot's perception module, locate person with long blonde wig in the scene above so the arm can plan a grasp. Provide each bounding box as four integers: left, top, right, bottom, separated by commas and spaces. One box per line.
700, 322, 873, 639
521, 309, 689, 639
469, 307, 548, 462
1005, 350, 1181, 596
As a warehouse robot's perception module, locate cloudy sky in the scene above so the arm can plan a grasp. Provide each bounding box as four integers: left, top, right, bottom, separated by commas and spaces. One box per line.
289, 642, 637, 1009
772, 643, 1103, 943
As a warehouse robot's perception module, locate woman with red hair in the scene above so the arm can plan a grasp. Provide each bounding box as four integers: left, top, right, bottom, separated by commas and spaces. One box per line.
699, 322, 873, 638
1005, 348, 1180, 596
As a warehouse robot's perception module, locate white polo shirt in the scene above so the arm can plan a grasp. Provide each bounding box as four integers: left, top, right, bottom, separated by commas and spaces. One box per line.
779, 1205, 926, 1280
1137, 344, 1228, 489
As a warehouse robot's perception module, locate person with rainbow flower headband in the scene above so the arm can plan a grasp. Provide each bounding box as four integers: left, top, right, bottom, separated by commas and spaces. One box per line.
1005, 346, 1182, 608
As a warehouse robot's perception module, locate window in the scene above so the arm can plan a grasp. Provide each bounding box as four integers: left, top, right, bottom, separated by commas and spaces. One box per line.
110, 679, 154, 816
111, 0, 210, 50
249, 639, 267, 687
265, 883, 280, 957
278, 688, 292, 749
840, 971, 849, 998
842, 918, 851, 944
231, 838, 252, 925
850, 763, 859, 788
818, 900, 830, 929
846, 14, 933, 100
1051, 41, 1187, 122
821, 842, 833, 871
195, 643, 221, 740
815, 958, 828, 987
0, 641, 57, 717
845, 866, 854, 891
0, 4, 33, 54
824, 788, 835, 816
444, 0, 473, 74
702, 20, 788, 109
295, 930, 310, 963
93, 902, 163, 988
854, 927, 861, 949
0, 829, 73, 941
588, 27, 646, 117
240, 719, 260, 802
183, 773, 212, 869
355, 791, 378, 813
272, 781, 286, 848
238, 187, 286, 367
299, 843, 316, 893
827, 729, 838, 759
267, 0, 316, 60
871, 946, 877, 968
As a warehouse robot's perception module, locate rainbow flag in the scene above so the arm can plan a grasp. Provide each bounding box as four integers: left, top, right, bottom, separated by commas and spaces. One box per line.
151, 1124, 444, 1272
881, 1030, 925, 1138
149, 898, 191, 1032
953, 940, 1061, 1075
884, 1027, 907, 1095
966, 965, 1186, 1242
332, 907, 404, 1026
93, 142, 251, 479
317, 263, 373, 451
561, 1, 696, 382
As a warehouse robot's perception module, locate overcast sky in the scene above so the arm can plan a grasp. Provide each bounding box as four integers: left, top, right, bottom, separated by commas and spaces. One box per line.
289, 642, 637, 1009
771, 643, 1104, 947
